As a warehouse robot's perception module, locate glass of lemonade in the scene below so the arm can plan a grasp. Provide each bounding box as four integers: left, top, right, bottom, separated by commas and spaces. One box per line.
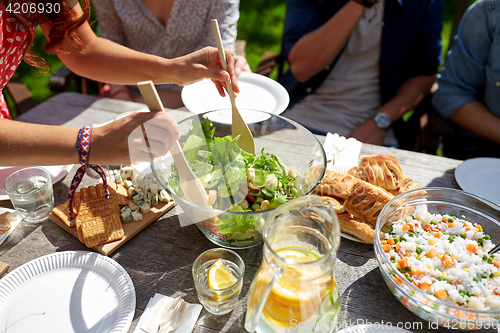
4, 167, 54, 223
192, 248, 245, 315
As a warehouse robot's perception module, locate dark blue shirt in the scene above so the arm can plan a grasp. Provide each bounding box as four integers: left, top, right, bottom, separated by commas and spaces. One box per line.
280, 0, 444, 107
433, 0, 500, 118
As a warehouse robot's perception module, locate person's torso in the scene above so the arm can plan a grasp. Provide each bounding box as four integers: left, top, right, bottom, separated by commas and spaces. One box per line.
0, 5, 38, 119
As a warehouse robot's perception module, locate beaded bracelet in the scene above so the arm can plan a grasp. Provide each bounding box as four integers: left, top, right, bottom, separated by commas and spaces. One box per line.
351, 0, 378, 8
67, 126, 110, 226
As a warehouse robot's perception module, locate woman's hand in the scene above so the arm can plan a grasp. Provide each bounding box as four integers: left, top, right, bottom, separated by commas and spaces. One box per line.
171, 46, 240, 97
90, 111, 181, 165
234, 55, 251, 76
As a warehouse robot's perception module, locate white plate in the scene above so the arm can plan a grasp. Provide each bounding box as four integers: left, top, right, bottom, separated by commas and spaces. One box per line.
0, 164, 73, 200
338, 324, 413, 333
455, 157, 500, 205
181, 72, 289, 116
0, 251, 135, 333
341, 232, 364, 243
203, 108, 273, 125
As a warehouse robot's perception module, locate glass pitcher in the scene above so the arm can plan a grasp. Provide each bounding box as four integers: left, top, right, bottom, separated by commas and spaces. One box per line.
245, 195, 341, 333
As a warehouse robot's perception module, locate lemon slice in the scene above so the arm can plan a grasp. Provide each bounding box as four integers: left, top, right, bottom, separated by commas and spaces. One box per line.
208, 259, 238, 290
277, 247, 320, 263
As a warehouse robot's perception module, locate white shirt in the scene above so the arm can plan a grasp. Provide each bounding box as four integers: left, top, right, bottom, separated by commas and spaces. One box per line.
286, 0, 398, 147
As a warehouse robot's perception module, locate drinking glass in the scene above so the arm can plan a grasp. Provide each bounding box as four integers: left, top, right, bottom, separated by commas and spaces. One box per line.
4, 167, 54, 223
192, 248, 245, 315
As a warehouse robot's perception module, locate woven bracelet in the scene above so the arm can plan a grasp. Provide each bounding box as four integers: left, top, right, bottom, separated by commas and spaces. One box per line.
67, 126, 110, 226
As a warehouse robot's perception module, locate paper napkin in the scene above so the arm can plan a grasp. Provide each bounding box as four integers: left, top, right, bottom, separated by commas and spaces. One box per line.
323, 133, 362, 171
0, 208, 22, 246
134, 293, 202, 333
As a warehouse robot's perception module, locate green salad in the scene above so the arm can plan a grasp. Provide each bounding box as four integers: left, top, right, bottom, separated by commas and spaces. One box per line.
168, 119, 301, 246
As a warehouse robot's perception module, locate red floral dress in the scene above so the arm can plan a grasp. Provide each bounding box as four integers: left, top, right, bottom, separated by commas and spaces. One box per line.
0, 8, 38, 119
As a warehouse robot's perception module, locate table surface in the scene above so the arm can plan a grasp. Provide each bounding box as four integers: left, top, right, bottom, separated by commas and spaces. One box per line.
1, 92, 493, 333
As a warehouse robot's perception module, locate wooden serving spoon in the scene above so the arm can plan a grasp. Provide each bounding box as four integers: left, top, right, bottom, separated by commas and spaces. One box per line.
137, 80, 211, 210
211, 19, 255, 155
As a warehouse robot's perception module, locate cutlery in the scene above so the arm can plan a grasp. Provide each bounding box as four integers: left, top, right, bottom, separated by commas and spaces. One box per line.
489, 243, 500, 255
158, 297, 187, 333
211, 19, 255, 155
137, 81, 211, 210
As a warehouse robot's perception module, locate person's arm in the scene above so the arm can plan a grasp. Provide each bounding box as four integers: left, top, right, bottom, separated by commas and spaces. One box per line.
348, 75, 436, 145
432, 1, 493, 127
40, 1, 238, 96
206, 0, 250, 75
449, 101, 500, 145
287, 0, 364, 83
0, 111, 180, 166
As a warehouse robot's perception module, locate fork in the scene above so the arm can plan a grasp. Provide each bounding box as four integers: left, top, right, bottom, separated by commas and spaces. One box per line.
158, 297, 187, 333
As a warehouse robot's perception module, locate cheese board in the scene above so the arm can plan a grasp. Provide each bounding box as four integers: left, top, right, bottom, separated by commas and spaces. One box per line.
50, 200, 175, 256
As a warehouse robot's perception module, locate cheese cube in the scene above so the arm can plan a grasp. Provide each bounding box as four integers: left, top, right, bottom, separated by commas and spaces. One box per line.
140, 203, 150, 214
151, 193, 159, 206
123, 180, 133, 189
133, 192, 145, 204
128, 202, 140, 212
159, 189, 172, 203
120, 166, 133, 180
120, 206, 132, 214
127, 186, 135, 198
131, 211, 142, 222
121, 210, 133, 223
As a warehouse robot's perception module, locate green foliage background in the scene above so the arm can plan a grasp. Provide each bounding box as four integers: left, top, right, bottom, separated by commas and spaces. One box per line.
9, 0, 475, 117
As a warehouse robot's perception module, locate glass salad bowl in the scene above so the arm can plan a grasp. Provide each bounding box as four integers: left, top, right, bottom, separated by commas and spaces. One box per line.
374, 187, 500, 329
151, 109, 326, 249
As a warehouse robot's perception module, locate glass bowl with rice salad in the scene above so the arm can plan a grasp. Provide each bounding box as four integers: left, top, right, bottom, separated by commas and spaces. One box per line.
375, 187, 500, 329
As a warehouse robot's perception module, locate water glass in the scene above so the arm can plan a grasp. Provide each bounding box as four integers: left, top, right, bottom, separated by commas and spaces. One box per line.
192, 248, 245, 315
4, 167, 54, 223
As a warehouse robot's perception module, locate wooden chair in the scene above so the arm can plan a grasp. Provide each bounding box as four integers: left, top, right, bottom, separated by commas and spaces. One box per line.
4, 73, 37, 117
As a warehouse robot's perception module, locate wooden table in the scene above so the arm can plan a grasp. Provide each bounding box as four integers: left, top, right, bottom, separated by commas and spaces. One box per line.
1, 92, 493, 333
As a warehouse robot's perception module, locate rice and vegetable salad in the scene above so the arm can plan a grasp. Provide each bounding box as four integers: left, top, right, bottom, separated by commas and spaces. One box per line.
382, 208, 500, 311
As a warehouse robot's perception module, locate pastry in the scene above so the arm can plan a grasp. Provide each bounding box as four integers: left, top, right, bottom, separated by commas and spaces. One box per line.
319, 195, 345, 214
351, 155, 404, 190
387, 176, 420, 196
343, 181, 394, 227
312, 172, 361, 199
337, 212, 376, 244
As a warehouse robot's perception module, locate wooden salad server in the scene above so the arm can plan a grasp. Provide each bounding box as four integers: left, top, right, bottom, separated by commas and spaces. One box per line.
137, 81, 211, 211
211, 19, 256, 155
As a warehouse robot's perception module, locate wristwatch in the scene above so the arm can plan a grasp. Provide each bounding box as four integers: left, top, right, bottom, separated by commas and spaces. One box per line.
373, 113, 391, 129
351, 0, 378, 8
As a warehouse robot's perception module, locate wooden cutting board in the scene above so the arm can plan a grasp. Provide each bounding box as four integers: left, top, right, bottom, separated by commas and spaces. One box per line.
0, 262, 8, 278
50, 201, 175, 256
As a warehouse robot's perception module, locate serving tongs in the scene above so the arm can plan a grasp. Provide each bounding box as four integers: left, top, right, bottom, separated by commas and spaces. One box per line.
211, 19, 255, 155
137, 81, 211, 210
